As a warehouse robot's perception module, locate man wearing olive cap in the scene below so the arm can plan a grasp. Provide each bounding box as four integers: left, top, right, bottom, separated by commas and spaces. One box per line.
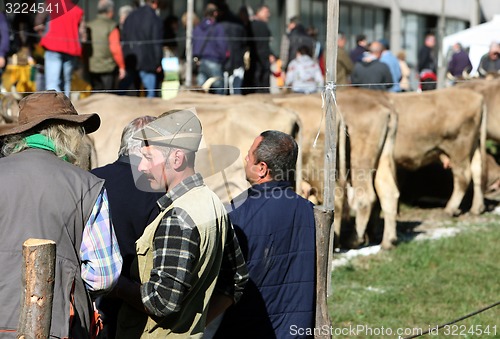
115, 109, 248, 338
0, 91, 122, 338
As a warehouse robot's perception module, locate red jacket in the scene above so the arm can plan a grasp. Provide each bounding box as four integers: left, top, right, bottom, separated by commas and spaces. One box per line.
40, 0, 83, 56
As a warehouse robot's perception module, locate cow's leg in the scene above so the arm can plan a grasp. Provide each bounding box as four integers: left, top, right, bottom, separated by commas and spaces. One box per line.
470, 147, 485, 214
374, 111, 399, 250
445, 161, 471, 216
374, 155, 399, 250
351, 168, 377, 247
333, 179, 346, 248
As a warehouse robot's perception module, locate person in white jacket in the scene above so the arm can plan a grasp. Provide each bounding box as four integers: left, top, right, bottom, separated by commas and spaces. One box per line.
285, 45, 324, 93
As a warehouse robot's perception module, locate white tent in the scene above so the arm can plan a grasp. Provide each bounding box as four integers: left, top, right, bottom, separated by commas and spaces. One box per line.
442, 15, 500, 76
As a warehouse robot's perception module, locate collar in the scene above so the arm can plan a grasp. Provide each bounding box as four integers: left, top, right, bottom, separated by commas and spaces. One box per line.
249, 180, 293, 194
157, 173, 205, 210
24, 134, 68, 162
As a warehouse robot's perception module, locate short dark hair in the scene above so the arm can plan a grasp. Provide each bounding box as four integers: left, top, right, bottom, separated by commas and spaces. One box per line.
356, 34, 366, 43
254, 130, 298, 182
298, 45, 312, 57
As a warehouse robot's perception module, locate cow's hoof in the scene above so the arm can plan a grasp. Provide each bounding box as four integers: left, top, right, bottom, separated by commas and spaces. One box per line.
381, 238, 397, 250
444, 207, 461, 217
470, 204, 485, 215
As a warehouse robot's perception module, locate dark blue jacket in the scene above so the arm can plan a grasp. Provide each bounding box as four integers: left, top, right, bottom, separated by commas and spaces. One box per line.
121, 5, 163, 72
193, 18, 228, 64
216, 181, 316, 339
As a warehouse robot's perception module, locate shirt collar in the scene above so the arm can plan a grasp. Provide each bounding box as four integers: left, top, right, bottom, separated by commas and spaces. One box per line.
157, 173, 205, 210
249, 180, 293, 194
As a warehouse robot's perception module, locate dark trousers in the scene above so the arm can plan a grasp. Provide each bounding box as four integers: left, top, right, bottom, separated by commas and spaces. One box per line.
90, 71, 117, 91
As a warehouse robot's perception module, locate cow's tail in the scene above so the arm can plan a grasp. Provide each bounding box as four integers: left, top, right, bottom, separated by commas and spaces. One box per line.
337, 110, 348, 198
480, 100, 488, 192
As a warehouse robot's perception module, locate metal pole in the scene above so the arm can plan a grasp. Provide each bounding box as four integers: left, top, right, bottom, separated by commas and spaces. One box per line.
185, 0, 194, 88
437, 0, 446, 89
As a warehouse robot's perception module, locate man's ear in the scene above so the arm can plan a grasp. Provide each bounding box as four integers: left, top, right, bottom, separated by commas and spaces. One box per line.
258, 161, 269, 178
172, 149, 186, 170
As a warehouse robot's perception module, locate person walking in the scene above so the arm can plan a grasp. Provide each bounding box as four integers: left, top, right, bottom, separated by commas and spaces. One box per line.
121, 0, 163, 97
245, 5, 273, 93
0, 90, 122, 339
351, 41, 393, 91
87, 0, 126, 91
478, 41, 500, 78
35, 0, 86, 97
217, 2, 247, 95
447, 42, 472, 85
397, 50, 412, 92
114, 109, 248, 338
379, 39, 402, 92
285, 45, 324, 93
192, 3, 228, 95
418, 33, 437, 90
350, 33, 368, 63
215, 130, 316, 339
337, 31, 353, 86
279, 16, 315, 73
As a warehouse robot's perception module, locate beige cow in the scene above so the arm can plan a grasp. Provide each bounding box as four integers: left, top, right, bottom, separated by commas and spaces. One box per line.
457, 78, 500, 142
389, 87, 487, 216
269, 89, 399, 250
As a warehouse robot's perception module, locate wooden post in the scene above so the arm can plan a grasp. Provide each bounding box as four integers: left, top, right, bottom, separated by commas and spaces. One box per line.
18, 238, 56, 339
314, 0, 339, 338
314, 207, 334, 338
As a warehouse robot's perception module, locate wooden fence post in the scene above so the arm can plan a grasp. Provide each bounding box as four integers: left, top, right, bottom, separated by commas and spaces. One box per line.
18, 238, 56, 339
314, 207, 334, 338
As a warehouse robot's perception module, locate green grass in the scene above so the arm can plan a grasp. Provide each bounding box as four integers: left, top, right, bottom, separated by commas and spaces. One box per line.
329, 221, 500, 338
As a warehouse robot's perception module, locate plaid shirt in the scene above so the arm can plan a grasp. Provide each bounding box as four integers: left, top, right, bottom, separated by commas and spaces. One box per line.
80, 188, 123, 292
141, 173, 248, 317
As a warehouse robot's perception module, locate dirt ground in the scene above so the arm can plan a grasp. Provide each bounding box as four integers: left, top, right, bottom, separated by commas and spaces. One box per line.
335, 200, 500, 261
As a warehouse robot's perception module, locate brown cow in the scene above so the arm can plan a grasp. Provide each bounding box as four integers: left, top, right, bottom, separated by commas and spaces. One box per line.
389, 87, 487, 216
457, 78, 500, 142
270, 88, 400, 250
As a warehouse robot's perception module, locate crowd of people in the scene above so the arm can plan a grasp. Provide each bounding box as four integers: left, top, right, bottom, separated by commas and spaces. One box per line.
0, 89, 318, 338
2, 0, 499, 97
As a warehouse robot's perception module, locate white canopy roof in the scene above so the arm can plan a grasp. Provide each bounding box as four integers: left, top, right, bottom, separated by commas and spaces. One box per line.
442, 15, 500, 75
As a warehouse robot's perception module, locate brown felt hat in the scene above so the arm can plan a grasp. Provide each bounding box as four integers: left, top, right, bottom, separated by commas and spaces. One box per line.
132, 109, 202, 152
0, 90, 100, 137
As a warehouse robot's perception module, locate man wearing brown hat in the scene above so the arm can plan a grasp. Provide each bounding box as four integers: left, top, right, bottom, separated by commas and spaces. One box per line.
114, 109, 248, 338
0, 91, 123, 338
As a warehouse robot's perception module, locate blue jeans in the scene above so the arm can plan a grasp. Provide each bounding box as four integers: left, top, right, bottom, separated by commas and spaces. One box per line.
196, 59, 224, 95
139, 71, 157, 98
44, 50, 75, 97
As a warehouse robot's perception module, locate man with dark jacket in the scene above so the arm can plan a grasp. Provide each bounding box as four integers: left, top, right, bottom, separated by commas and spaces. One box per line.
280, 17, 315, 71
215, 130, 316, 338
218, 2, 246, 94
350, 33, 368, 63
245, 5, 273, 94
351, 41, 393, 91
193, 3, 228, 95
121, 0, 163, 97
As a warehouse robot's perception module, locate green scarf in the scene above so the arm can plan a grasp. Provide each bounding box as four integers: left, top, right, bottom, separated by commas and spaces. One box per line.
24, 134, 69, 162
